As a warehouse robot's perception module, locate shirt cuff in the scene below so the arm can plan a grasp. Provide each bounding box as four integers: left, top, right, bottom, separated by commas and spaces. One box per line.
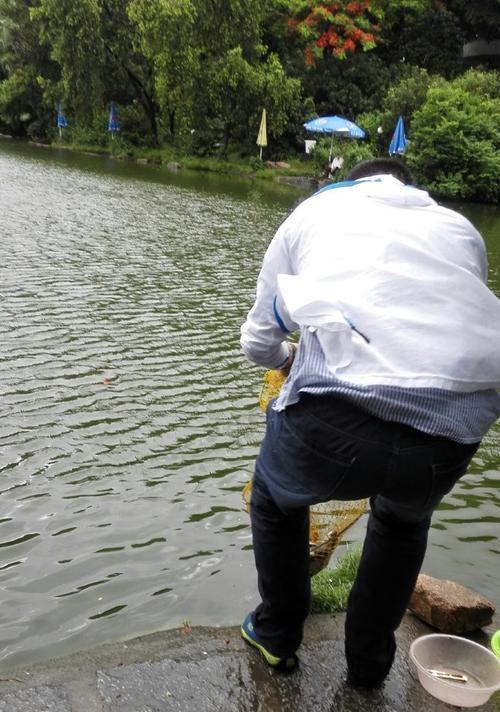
271, 342, 291, 369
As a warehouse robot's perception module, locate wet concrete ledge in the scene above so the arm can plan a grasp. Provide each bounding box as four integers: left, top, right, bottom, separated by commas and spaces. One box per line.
0, 613, 498, 711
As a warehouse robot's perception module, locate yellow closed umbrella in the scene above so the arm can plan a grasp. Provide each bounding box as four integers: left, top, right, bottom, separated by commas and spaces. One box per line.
256, 108, 267, 160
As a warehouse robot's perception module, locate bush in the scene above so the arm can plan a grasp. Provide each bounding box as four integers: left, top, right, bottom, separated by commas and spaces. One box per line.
356, 109, 385, 155
63, 109, 109, 148
311, 135, 374, 180
407, 69, 500, 204
51, 102, 153, 151
358, 66, 434, 158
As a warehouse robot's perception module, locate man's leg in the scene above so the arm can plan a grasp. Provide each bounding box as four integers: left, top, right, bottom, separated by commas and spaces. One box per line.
345, 438, 478, 688
345, 496, 431, 687
248, 467, 310, 658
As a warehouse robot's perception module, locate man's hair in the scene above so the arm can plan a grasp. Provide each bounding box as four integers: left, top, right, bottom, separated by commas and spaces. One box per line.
346, 158, 414, 185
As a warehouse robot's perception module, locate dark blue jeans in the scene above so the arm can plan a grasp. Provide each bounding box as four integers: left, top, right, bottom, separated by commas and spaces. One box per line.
249, 394, 478, 684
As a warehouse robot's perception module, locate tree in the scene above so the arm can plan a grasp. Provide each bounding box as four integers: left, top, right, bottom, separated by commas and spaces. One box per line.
197, 46, 301, 155
188, 0, 301, 155
0, 0, 56, 136
28, 0, 165, 145
93, 0, 161, 146
407, 69, 500, 204
372, 0, 464, 78
127, 0, 197, 140
193, 0, 266, 62
447, 0, 500, 42
286, 0, 379, 66
31, 0, 105, 117
300, 49, 393, 118
358, 65, 434, 155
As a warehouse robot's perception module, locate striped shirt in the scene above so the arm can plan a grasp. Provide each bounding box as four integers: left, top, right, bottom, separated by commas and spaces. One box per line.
274, 327, 500, 444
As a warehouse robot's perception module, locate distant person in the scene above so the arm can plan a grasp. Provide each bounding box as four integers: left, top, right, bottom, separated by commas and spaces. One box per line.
331, 155, 344, 172
239, 158, 500, 686
326, 155, 344, 179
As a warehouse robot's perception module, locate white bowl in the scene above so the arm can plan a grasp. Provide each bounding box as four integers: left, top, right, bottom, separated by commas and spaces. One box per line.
410, 634, 500, 707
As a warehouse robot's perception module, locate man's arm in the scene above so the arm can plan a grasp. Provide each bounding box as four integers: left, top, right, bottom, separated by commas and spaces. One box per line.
240, 223, 298, 369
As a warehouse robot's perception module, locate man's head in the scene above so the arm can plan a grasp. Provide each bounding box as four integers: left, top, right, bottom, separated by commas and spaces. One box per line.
346, 158, 413, 185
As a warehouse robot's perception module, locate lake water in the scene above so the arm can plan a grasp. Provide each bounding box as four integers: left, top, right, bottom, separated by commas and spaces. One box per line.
0, 139, 499, 670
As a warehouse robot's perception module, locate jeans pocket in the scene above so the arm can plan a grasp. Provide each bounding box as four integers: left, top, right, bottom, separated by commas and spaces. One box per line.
281, 421, 356, 502
425, 450, 477, 510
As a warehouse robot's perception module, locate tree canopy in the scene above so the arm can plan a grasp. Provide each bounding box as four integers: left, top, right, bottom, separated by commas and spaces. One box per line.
0, 0, 499, 201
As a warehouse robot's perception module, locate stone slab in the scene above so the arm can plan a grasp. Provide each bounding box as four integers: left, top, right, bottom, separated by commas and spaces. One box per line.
0, 614, 498, 712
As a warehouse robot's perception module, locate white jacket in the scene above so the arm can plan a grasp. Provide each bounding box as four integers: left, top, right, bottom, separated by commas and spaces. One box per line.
241, 175, 500, 392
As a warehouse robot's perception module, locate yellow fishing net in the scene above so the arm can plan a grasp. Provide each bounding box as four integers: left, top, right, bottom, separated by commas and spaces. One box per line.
259, 368, 287, 411
245, 368, 367, 575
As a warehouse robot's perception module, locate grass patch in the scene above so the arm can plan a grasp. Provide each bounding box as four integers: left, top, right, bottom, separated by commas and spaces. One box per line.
47, 140, 318, 180
310, 545, 362, 615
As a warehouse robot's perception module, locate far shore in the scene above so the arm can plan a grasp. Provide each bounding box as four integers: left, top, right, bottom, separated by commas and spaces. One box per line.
16, 134, 322, 189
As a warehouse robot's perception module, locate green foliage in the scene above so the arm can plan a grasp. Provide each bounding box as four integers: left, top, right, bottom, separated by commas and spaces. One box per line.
55, 105, 144, 152
452, 68, 500, 100
194, 46, 301, 156
373, 1, 464, 78
1, 0, 498, 204
193, 0, 266, 61
0, 66, 38, 133
113, 102, 152, 147
407, 69, 500, 204
31, 0, 105, 117
248, 155, 265, 171
379, 66, 434, 129
447, 0, 500, 42
310, 545, 362, 614
285, 1, 379, 67
358, 65, 433, 154
301, 51, 393, 120
355, 108, 384, 154
0, 0, 55, 136
127, 0, 197, 138
311, 134, 374, 178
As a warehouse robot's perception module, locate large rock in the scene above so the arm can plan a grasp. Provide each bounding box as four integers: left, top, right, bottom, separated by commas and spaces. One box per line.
263, 160, 291, 169
409, 574, 495, 633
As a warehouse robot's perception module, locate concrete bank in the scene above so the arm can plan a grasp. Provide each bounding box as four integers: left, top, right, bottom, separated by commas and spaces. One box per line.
0, 613, 498, 712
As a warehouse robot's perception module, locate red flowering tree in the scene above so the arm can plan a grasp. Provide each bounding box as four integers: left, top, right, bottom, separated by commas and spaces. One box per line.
286, 1, 380, 66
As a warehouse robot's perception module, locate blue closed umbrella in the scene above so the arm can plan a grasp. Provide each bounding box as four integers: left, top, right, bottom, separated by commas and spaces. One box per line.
107, 102, 120, 138
389, 116, 409, 156
304, 115, 365, 162
57, 102, 68, 137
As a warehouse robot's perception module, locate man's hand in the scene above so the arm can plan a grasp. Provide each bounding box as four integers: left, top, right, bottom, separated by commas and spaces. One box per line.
280, 341, 297, 377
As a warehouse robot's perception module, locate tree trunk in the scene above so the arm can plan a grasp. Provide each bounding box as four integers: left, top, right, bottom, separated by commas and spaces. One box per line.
168, 109, 175, 138
222, 121, 230, 155
103, 40, 159, 147
141, 94, 159, 146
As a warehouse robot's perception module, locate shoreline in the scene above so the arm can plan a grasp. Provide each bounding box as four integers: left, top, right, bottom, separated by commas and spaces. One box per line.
30, 137, 320, 188
2, 135, 497, 206
0, 134, 324, 191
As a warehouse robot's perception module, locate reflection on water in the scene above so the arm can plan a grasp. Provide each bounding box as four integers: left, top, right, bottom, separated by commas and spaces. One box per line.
0, 140, 499, 670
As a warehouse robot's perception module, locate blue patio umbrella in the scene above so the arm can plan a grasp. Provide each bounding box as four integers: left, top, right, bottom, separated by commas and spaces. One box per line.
389, 115, 409, 156
107, 102, 120, 138
304, 115, 365, 162
57, 102, 68, 137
